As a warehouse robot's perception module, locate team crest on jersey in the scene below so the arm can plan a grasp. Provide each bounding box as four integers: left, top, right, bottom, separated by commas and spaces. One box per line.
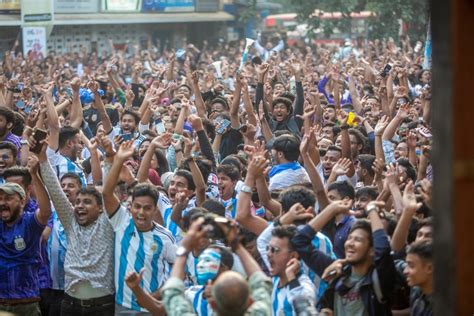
150, 243, 158, 252
14, 236, 26, 251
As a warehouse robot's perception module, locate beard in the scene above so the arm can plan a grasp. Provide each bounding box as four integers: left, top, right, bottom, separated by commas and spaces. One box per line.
2, 205, 22, 224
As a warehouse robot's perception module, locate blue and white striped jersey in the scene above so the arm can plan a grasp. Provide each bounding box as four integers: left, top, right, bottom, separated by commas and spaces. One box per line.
271, 273, 316, 316
185, 285, 214, 316
158, 193, 196, 244
47, 210, 67, 290
47, 147, 86, 186
109, 205, 176, 311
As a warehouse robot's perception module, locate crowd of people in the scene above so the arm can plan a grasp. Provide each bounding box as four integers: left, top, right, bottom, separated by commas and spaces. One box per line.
0, 33, 433, 316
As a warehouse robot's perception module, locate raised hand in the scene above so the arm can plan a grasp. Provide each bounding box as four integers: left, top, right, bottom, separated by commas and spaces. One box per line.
70, 77, 81, 92
285, 258, 301, 282
151, 133, 172, 149
125, 268, 145, 290
116, 140, 135, 161
374, 115, 390, 136
402, 180, 422, 212
324, 200, 354, 216
87, 80, 99, 93
332, 158, 352, 176
321, 259, 348, 282
188, 114, 203, 131
247, 155, 269, 178
418, 179, 432, 209
280, 202, 314, 225
384, 163, 400, 186
406, 130, 417, 149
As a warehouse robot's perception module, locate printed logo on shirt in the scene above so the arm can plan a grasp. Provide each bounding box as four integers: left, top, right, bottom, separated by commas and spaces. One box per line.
150, 243, 158, 252
14, 235, 26, 251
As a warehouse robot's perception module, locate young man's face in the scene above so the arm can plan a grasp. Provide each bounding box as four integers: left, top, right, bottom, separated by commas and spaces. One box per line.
322, 150, 341, 177
323, 107, 336, 122
321, 126, 335, 141
354, 195, 373, 217
61, 177, 82, 204
167, 175, 193, 204
394, 142, 408, 160
267, 236, 296, 276
120, 113, 137, 133
404, 253, 432, 287
130, 195, 156, 231
344, 228, 372, 265
415, 226, 433, 242
69, 133, 84, 161
0, 192, 24, 224
217, 172, 236, 200
0, 149, 15, 175
273, 103, 289, 122
349, 134, 362, 158
74, 193, 101, 226
0, 115, 10, 137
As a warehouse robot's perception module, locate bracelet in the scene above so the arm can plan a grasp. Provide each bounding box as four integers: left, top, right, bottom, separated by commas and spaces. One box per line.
128, 180, 138, 188
273, 217, 282, 227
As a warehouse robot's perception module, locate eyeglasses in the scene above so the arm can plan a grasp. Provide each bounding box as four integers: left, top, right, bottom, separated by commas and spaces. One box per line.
266, 245, 281, 254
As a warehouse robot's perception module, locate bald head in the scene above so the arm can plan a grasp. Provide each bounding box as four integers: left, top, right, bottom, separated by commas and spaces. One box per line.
212, 271, 249, 316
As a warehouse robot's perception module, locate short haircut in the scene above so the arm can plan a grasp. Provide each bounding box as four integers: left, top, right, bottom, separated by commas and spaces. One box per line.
220, 155, 244, 175
355, 186, 378, 200
326, 145, 342, 155
0, 106, 15, 124
349, 220, 373, 247
177, 84, 192, 93
271, 225, 298, 251
357, 154, 376, 177
279, 186, 316, 213
58, 126, 80, 149
122, 109, 140, 125
79, 186, 103, 207
272, 97, 293, 112
183, 207, 208, 231
217, 164, 240, 182
272, 134, 300, 161
407, 239, 433, 262
0, 141, 17, 157
132, 183, 159, 206
3, 166, 32, 187
201, 199, 226, 217
327, 181, 355, 200
174, 169, 196, 191
397, 158, 417, 182
348, 128, 367, 151
418, 217, 433, 231
60, 172, 83, 188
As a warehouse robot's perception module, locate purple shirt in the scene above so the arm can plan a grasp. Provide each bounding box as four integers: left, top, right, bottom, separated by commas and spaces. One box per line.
3, 131, 22, 150
0, 211, 45, 299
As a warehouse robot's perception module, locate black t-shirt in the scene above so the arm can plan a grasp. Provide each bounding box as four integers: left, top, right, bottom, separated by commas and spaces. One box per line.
219, 128, 243, 160
83, 105, 120, 135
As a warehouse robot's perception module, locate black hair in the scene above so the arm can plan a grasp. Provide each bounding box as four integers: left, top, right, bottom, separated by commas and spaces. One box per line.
58, 126, 80, 149
279, 92, 295, 103
60, 172, 82, 188
177, 84, 192, 93
122, 109, 140, 125
272, 134, 300, 162
271, 225, 298, 251
179, 157, 212, 184
0, 141, 17, 158
348, 220, 373, 247
348, 128, 367, 153
201, 199, 226, 217
202, 118, 216, 141
397, 158, 417, 182
406, 239, 433, 261
132, 183, 159, 206
207, 244, 234, 269
3, 166, 32, 187
355, 186, 378, 200
79, 186, 103, 207
326, 145, 342, 155
183, 207, 208, 231
174, 169, 196, 191
279, 186, 316, 213
0, 106, 15, 124
272, 97, 293, 113
357, 154, 376, 177
217, 164, 240, 182
418, 217, 433, 231
11, 112, 24, 136
220, 156, 244, 176
327, 181, 355, 200
211, 97, 229, 109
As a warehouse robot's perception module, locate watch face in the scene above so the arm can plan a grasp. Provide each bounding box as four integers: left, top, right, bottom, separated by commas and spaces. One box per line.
176, 247, 188, 257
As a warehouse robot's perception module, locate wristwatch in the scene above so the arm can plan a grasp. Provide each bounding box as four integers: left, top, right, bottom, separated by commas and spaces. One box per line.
20, 139, 28, 146
240, 184, 253, 194
176, 246, 189, 257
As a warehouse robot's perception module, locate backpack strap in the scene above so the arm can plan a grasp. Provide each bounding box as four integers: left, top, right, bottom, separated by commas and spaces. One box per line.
372, 269, 384, 304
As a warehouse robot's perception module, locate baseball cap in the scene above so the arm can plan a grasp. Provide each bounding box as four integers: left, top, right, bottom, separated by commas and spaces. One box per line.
0, 182, 25, 199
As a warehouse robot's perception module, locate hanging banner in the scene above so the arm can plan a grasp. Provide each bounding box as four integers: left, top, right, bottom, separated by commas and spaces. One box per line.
142, 0, 194, 12
22, 27, 47, 61
101, 0, 141, 12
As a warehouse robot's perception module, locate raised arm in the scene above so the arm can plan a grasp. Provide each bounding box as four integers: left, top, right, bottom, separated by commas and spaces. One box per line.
190, 71, 207, 118
391, 181, 421, 252
382, 105, 408, 141
235, 156, 269, 235
230, 73, 242, 129
28, 151, 51, 226
347, 72, 363, 114
69, 77, 84, 129
40, 82, 60, 151
102, 140, 136, 216
89, 80, 113, 134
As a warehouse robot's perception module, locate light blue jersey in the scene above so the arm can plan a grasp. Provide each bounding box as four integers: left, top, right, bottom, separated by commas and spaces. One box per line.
47, 210, 67, 290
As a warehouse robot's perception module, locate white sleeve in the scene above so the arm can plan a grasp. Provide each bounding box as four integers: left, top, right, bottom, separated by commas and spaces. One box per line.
287, 274, 316, 305
47, 146, 60, 168
256, 223, 273, 270
108, 205, 130, 231
158, 193, 172, 217
138, 122, 149, 134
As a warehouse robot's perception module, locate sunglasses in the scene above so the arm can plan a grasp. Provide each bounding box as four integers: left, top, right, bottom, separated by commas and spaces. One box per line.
266, 245, 281, 254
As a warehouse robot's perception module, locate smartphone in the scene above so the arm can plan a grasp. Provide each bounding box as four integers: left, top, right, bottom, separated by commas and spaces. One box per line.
380, 64, 392, 78
120, 133, 133, 141
30, 129, 48, 154
216, 119, 231, 134
155, 118, 166, 135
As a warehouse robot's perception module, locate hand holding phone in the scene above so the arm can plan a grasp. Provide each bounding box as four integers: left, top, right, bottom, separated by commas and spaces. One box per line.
30, 128, 48, 154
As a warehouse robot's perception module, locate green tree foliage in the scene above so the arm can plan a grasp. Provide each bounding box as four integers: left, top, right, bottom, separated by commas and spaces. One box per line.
289, 0, 428, 40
